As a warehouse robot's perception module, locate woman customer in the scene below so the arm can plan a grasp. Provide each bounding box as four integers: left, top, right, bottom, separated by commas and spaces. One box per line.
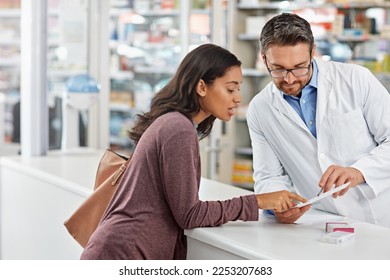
81, 44, 306, 260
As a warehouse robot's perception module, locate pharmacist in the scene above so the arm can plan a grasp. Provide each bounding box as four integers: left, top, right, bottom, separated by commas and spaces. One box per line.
247, 13, 390, 228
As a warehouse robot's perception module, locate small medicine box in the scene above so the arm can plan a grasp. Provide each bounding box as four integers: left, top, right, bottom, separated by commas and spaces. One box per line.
320, 231, 355, 244
326, 222, 355, 233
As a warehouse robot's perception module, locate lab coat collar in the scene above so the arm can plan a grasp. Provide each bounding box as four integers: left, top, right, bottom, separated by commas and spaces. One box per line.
271, 59, 333, 136
314, 59, 332, 130
271, 83, 310, 134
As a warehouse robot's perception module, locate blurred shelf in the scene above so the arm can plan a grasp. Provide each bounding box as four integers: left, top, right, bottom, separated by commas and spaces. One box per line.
237, 1, 390, 11
0, 39, 20, 46
110, 70, 135, 80
235, 146, 253, 156
242, 68, 268, 77
232, 182, 254, 191
48, 70, 88, 79
237, 2, 289, 10
238, 33, 258, 41
110, 40, 179, 50
0, 9, 20, 17
134, 64, 176, 75
191, 9, 210, 15
110, 8, 180, 17
333, 2, 390, 9
109, 8, 133, 17
138, 9, 180, 17
0, 59, 20, 67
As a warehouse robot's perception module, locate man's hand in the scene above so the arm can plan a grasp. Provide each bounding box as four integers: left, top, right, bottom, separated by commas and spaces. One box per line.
274, 205, 311, 224
319, 165, 365, 198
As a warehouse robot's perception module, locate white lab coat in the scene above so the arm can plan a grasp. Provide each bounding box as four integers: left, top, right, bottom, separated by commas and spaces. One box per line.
247, 59, 390, 227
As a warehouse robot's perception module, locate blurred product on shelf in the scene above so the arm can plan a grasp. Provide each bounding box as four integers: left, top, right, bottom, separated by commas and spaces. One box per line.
331, 13, 345, 36
0, 1, 20, 145
133, 80, 153, 111
109, 78, 154, 151
161, 0, 175, 9
245, 16, 265, 35
326, 0, 385, 3
231, 159, 254, 189
0, 0, 20, 8
240, 0, 260, 6
192, 0, 210, 9
109, 103, 136, 151
380, 24, 390, 38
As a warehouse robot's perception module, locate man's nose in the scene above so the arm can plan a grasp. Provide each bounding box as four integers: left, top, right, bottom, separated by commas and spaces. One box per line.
284, 71, 296, 84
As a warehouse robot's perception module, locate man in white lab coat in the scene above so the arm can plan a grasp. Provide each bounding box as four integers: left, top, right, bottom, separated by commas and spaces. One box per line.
247, 13, 390, 228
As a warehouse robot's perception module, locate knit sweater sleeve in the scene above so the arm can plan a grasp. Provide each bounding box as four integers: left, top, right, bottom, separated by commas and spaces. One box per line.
160, 128, 259, 230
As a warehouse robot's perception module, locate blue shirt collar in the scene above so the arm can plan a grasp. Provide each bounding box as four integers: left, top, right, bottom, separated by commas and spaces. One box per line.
308, 59, 318, 89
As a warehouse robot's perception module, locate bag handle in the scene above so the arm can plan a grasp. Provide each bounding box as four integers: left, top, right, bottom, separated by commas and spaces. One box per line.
111, 154, 132, 185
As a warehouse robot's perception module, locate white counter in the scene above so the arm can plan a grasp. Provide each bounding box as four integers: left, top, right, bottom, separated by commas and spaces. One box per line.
1, 150, 389, 259
0, 149, 104, 259
188, 179, 390, 260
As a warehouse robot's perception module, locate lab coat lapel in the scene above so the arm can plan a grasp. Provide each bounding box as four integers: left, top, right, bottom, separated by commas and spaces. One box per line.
316, 61, 332, 129
271, 84, 309, 132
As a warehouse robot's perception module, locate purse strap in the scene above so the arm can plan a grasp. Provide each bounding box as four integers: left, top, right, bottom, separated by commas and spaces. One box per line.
111, 154, 132, 186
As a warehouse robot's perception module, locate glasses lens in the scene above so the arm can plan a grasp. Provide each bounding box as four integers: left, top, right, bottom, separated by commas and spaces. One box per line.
270, 69, 286, 78
268, 64, 310, 78
291, 67, 309, 77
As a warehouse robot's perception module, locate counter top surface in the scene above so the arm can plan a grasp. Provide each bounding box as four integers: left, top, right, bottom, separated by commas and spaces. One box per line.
188, 178, 390, 260
0, 149, 106, 196
2, 152, 389, 260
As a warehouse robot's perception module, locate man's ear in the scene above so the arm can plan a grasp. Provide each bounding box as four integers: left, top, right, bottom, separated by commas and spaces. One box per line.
311, 44, 317, 58
261, 53, 266, 63
196, 79, 206, 97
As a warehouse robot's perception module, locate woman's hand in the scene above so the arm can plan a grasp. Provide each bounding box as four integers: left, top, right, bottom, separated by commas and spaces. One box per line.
255, 190, 306, 212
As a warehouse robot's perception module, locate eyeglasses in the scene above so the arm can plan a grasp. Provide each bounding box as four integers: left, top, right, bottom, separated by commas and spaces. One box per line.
265, 57, 311, 78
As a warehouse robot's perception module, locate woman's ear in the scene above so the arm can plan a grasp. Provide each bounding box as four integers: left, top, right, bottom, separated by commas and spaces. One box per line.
196, 79, 206, 97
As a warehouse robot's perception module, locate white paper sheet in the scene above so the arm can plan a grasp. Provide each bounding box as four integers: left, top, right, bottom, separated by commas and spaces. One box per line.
294, 182, 351, 208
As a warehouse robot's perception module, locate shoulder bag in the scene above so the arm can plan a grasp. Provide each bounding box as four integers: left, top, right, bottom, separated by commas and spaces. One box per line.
64, 149, 131, 248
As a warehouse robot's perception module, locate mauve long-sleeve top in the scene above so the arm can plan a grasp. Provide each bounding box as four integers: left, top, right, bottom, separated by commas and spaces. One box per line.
80, 111, 259, 260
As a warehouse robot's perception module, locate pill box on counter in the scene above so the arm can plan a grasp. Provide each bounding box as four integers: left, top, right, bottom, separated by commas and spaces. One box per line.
326, 222, 355, 233
319, 231, 355, 244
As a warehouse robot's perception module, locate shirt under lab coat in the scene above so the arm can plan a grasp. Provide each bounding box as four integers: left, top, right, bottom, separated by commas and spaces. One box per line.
247, 59, 390, 228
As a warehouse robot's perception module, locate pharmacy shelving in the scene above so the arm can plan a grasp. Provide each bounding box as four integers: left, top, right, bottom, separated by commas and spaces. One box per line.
108, 0, 213, 151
